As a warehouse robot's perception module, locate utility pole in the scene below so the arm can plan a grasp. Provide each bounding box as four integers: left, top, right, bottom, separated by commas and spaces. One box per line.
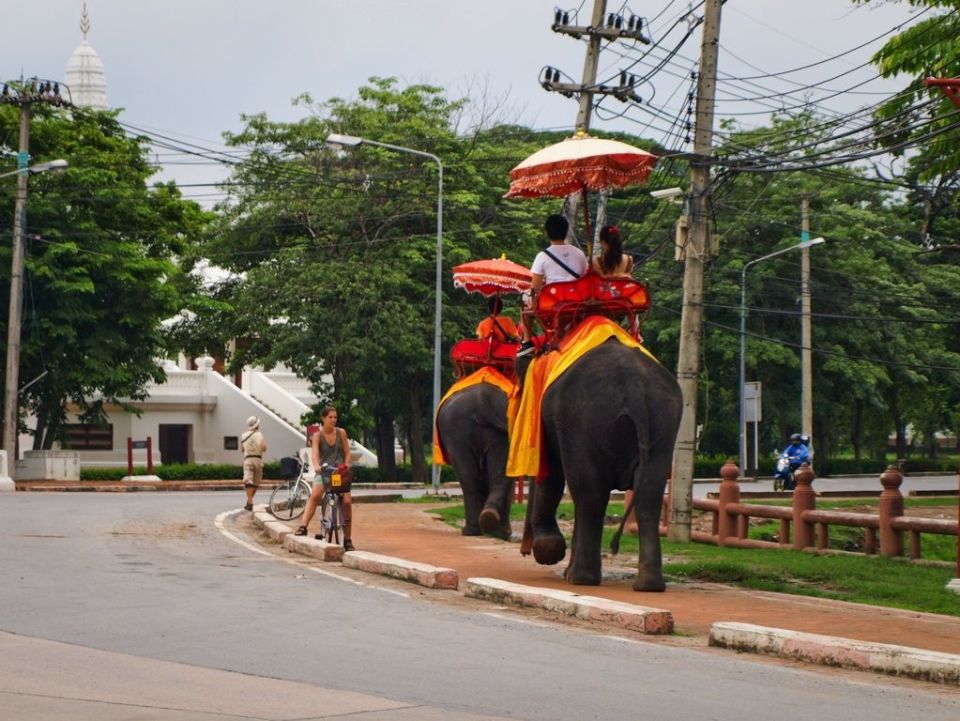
1, 79, 69, 468
801, 194, 814, 452
545, 1, 651, 246
669, 0, 723, 543
564, 0, 606, 243
2, 105, 30, 466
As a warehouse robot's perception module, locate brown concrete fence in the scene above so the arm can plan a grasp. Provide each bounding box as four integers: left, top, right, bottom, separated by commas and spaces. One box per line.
659, 460, 958, 568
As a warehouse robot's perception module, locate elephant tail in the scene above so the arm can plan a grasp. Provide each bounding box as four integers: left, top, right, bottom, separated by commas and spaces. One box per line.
609, 487, 638, 556
520, 478, 534, 556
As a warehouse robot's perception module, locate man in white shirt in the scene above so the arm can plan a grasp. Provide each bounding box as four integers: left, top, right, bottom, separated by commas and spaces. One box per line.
522, 214, 588, 344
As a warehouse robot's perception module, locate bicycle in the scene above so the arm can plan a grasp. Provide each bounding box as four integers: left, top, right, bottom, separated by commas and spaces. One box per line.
316, 463, 350, 547
268, 452, 312, 520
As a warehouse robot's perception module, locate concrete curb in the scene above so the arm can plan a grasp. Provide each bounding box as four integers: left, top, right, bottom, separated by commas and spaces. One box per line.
709, 622, 960, 686
342, 551, 459, 590
464, 577, 673, 634
283, 534, 344, 562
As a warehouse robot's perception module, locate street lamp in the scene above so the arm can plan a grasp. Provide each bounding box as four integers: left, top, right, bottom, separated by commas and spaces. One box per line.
324, 133, 444, 492
1, 155, 69, 489
738, 237, 824, 478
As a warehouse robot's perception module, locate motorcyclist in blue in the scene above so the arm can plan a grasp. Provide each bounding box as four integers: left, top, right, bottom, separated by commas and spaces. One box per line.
775, 433, 811, 491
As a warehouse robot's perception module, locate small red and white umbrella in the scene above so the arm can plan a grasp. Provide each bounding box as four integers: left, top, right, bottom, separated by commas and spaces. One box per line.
505, 131, 657, 199
452, 256, 532, 297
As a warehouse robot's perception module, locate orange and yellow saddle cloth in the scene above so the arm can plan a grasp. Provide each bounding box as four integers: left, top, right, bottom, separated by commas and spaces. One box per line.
432, 366, 518, 465
506, 315, 658, 481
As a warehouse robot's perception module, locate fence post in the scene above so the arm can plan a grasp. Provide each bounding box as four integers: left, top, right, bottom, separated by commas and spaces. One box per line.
878, 465, 904, 557
146, 436, 154, 475
717, 459, 740, 546
792, 463, 816, 550
126, 437, 133, 476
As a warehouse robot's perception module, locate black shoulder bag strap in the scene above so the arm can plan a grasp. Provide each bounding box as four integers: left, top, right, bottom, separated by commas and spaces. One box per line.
490, 314, 519, 342
543, 248, 581, 279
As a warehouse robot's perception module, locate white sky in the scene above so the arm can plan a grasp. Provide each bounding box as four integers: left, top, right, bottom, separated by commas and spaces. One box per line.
3, 0, 925, 199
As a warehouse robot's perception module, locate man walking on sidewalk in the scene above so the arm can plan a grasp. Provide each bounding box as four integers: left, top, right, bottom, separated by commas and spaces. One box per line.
241, 416, 267, 511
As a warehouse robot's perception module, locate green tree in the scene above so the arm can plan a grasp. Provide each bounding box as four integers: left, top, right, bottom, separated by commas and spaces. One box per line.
197, 78, 551, 482
0, 106, 209, 449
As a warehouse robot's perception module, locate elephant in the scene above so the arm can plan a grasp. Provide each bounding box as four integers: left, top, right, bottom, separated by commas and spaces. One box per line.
516, 338, 682, 591
435, 382, 514, 540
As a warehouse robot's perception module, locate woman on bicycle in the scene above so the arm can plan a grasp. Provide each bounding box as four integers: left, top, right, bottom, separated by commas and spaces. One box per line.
294, 405, 354, 550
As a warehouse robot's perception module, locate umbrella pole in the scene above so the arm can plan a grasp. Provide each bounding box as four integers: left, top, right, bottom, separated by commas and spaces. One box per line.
581, 188, 592, 258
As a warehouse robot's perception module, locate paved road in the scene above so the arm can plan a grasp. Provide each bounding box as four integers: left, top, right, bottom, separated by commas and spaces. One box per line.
1, 492, 957, 721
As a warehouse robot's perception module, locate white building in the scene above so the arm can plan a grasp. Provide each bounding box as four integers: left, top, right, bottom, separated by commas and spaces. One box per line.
64, 3, 107, 111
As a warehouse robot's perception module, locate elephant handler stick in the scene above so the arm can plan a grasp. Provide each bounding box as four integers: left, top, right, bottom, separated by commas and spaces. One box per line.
609, 489, 639, 555
520, 478, 535, 556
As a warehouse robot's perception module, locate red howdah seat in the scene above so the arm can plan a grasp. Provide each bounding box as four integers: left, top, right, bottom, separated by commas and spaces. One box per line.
451, 337, 519, 380
533, 272, 650, 343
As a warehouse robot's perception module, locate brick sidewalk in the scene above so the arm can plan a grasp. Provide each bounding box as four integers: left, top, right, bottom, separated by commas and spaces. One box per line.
305, 501, 960, 655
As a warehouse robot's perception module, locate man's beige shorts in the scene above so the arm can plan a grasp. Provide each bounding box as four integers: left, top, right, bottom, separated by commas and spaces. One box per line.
243, 457, 264, 487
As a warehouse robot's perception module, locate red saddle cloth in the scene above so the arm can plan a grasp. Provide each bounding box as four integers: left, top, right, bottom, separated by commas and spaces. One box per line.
451, 337, 519, 381
534, 272, 650, 342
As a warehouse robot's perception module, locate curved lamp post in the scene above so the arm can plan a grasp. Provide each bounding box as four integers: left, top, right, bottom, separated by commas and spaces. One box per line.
1, 155, 68, 487
324, 133, 443, 491
739, 237, 824, 478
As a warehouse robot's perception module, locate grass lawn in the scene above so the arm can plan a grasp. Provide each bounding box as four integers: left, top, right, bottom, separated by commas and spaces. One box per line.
429, 500, 960, 617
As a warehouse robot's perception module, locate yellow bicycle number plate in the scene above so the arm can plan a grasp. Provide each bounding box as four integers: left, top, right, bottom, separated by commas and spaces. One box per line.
331, 472, 341, 487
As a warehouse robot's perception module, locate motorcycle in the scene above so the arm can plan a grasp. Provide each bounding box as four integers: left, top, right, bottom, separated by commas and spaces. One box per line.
773, 451, 800, 492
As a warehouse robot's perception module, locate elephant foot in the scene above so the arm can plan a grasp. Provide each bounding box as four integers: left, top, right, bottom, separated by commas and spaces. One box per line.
632, 572, 666, 592
478, 508, 500, 535
565, 562, 602, 586
532, 534, 566, 565
461, 525, 482, 537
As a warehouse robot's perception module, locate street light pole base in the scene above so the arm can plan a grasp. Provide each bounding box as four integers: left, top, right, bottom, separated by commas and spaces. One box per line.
0, 450, 13, 492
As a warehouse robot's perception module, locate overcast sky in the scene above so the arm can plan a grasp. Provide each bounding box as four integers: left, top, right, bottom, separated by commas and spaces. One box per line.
3, 1, 924, 197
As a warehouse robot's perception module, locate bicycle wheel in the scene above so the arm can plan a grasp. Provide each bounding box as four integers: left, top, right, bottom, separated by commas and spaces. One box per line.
321, 493, 342, 546
269, 479, 309, 520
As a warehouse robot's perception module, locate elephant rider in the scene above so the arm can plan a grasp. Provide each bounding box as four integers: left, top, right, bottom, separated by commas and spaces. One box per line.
591, 224, 634, 278
521, 213, 588, 347
476, 295, 520, 343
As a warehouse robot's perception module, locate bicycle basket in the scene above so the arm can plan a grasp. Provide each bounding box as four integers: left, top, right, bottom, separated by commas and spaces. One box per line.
321, 463, 352, 493
279, 456, 301, 479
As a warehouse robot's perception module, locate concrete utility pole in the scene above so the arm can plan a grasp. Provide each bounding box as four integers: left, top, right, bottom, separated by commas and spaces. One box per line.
801, 194, 814, 452
563, 0, 606, 242
2, 105, 30, 465
1, 79, 69, 470
669, 0, 723, 543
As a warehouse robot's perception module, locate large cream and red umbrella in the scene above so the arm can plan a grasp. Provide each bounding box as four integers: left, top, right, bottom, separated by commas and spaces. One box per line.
505, 131, 657, 250
506, 132, 657, 199
452, 255, 532, 297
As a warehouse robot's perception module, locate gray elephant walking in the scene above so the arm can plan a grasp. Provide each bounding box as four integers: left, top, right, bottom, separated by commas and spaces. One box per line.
514, 334, 682, 591
435, 381, 515, 540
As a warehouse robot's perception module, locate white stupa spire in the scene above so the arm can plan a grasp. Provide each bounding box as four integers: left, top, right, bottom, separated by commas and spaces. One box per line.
65, 3, 108, 110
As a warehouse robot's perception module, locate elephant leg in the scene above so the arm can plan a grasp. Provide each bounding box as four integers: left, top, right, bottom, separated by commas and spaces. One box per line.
479, 442, 513, 540
460, 462, 488, 537
531, 469, 566, 566
565, 482, 606, 586
632, 450, 671, 592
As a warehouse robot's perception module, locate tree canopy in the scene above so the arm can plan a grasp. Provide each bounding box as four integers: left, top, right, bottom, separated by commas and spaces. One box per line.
0, 105, 209, 449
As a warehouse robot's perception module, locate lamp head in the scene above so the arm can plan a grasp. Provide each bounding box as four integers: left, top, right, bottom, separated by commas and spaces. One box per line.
31, 159, 68, 174
649, 187, 683, 201
797, 237, 825, 250
325, 133, 363, 149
